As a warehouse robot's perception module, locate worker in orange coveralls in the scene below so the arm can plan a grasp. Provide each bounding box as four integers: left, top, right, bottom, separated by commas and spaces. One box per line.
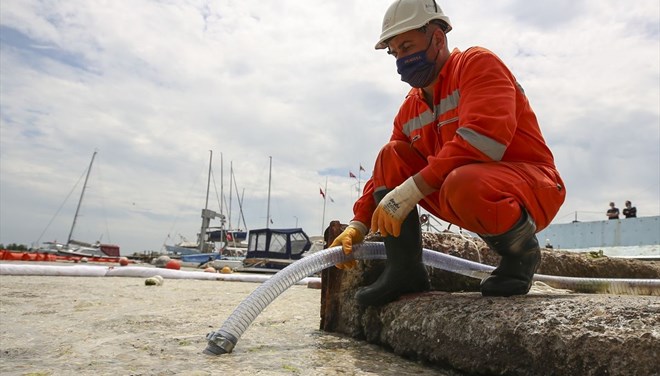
331, 0, 565, 306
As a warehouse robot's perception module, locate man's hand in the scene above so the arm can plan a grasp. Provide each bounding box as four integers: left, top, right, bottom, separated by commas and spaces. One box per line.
330, 222, 367, 269
371, 177, 425, 237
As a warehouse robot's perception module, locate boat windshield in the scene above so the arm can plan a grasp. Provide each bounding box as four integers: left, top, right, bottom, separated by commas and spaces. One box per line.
247, 229, 311, 256
290, 233, 308, 256
249, 232, 268, 252
269, 233, 288, 254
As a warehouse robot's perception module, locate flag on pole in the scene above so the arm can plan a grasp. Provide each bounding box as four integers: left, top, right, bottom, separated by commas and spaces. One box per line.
319, 188, 326, 199
359, 164, 365, 172
349, 171, 356, 178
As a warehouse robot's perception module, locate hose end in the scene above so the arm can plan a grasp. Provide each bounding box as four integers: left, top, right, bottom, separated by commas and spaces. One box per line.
203, 330, 237, 355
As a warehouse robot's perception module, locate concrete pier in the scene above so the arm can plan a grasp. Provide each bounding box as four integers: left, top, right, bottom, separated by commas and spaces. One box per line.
320, 232, 660, 375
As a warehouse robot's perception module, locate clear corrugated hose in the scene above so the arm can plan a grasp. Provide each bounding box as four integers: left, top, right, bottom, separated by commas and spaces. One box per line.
204, 242, 660, 355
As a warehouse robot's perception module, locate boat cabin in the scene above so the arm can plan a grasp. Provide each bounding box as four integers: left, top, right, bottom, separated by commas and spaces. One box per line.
242, 228, 312, 271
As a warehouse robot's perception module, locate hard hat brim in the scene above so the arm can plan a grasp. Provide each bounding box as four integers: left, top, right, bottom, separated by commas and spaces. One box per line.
374, 17, 452, 50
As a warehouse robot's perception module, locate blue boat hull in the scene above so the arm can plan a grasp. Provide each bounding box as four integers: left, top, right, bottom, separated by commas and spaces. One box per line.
181, 253, 222, 263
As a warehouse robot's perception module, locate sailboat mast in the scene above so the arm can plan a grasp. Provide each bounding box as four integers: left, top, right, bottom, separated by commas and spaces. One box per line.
230, 166, 247, 229
220, 152, 224, 225
228, 161, 234, 229
236, 187, 247, 230
266, 156, 272, 228
199, 150, 212, 252
204, 151, 212, 210
67, 151, 97, 245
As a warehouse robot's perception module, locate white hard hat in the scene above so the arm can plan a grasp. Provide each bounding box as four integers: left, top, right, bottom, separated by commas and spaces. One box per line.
375, 0, 452, 50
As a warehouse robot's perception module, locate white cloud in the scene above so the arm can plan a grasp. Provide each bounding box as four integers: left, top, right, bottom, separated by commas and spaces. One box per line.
1, 0, 658, 253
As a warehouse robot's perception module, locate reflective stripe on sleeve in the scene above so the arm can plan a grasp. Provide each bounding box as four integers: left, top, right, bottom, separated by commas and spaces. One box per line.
456, 127, 507, 161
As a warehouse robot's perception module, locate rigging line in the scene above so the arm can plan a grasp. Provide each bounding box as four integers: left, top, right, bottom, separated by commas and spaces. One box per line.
211, 165, 231, 228
555, 211, 577, 221
93, 153, 112, 244
34, 163, 89, 246
210, 168, 223, 219
160, 155, 208, 250
555, 210, 606, 223
418, 210, 482, 261
231, 170, 248, 230
67, 151, 97, 245
626, 181, 660, 203
239, 189, 247, 230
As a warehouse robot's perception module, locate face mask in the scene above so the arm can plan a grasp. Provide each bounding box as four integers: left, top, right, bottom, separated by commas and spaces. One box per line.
396, 36, 439, 88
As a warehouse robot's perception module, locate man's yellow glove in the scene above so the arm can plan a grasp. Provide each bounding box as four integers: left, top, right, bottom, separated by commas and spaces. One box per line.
330, 221, 367, 269
371, 177, 425, 237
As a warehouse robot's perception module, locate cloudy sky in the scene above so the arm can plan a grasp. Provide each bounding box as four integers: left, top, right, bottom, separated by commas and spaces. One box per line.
1, 0, 658, 254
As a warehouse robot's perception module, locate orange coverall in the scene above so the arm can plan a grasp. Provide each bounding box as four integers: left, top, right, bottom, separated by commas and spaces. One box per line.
353, 47, 565, 236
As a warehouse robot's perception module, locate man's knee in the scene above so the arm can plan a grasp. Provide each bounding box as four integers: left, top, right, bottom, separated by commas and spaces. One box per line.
443, 165, 484, 201
378, 140, 419, 160
374, 141, 427, 187
441, 164, 525, 234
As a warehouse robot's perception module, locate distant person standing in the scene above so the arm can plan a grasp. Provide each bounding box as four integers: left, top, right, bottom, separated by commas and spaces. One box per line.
606, 202, 620, 220
623, 200, 637, 218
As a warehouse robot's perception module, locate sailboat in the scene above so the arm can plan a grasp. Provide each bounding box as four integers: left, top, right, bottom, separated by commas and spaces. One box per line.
165, 151, 218, 256
168, 151, 245, 269
240, 156, 319, 273
215, 159, 249, 254
39, 151, 121, 258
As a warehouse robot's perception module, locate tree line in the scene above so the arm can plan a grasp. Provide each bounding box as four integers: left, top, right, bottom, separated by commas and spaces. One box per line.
0, 243, 29, 251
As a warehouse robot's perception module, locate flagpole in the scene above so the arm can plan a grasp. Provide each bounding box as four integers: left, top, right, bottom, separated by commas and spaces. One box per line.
358, 163, 366, 195
358, 167, 361, 195
266, 156, 272, 229
321, 177, 328, 235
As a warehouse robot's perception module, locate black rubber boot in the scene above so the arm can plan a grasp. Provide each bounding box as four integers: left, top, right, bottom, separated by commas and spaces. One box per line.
479, 209, 541, 297
355, 189, 430, 307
